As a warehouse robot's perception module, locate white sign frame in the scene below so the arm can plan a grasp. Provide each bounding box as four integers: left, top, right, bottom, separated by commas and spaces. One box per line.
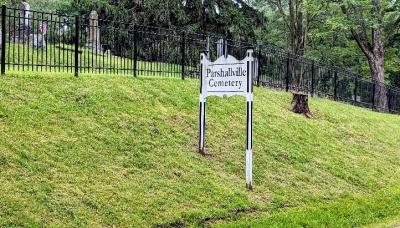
199, 49, 256, 190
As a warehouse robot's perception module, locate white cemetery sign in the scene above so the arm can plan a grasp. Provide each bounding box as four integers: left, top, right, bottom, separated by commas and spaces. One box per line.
199, 49, 256, 190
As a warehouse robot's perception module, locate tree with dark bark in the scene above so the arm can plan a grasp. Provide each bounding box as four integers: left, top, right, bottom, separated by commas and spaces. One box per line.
339, 0, 400, 111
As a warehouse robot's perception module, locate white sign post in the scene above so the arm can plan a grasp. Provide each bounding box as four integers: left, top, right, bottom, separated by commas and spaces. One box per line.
199, 49, 256, 190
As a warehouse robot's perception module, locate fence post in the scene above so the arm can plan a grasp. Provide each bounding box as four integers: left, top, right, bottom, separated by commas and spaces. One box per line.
285, 55, 290, 92
372, 81, 376, 110
133, 24, 137, 77
74, 15, 79, 77
181, 31, 185, 80
1, 5, 6, 77
388, 87, 392, 113
257, 46, 261, 87
333, 70, 338, 101
354, 77, 358, 104
311, 61, 315, 97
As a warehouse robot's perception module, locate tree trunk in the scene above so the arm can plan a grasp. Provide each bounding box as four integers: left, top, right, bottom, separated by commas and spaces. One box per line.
291, 93, 312, 118
286, 0, 312, 116
342, 0, 389, 111
368, 55, 388, 111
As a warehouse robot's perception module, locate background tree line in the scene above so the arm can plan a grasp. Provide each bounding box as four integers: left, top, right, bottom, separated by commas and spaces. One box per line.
249, 0, 399, 92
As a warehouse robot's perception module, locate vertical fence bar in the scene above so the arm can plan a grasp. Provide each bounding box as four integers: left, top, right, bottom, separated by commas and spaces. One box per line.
91, 17, 94, 74
372, 81, 376, 110
27, 10, 34, 71
74, 15, 79, 77
333, 70, 338, 101
40, 12, 44, 72
181, 31, 185, 80
388, 87, 392, 112
36, 12, 39, 71
35, 12, 40, 71
12, 8, 15, 71
354, 77, 358, 104
311, 61, 315, 97
49, 13, 53, 72
133, 24, 137, 77
32, 12, 37, 71
112, 21, 118, 74
1, 5, 6, 76
285, 55, 290, 92
45, 14, 48, 72
257, 46, 261, 87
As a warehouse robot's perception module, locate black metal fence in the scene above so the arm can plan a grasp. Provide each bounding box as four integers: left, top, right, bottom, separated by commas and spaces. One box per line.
258, 45, 400, 113
1, 5, 399, 114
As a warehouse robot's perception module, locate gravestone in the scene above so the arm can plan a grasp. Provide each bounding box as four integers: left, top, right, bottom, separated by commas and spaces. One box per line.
39, 21, 47, 35
17, 2, 31, 42
85, 11, 102, 53
58, 17, 69, 36
29, 34, 46, 48
217, 38, 227, 58
30, 21, 47, 48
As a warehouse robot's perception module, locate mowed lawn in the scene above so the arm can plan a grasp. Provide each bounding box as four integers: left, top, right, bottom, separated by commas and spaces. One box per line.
0, 72, 400, 227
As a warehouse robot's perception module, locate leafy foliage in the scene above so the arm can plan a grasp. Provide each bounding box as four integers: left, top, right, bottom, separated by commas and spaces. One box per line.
56, 0, 263, 42
253, 0, 399, 84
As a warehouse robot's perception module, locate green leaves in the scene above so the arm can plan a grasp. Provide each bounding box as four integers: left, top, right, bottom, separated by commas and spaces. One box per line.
46, 0, 262, 42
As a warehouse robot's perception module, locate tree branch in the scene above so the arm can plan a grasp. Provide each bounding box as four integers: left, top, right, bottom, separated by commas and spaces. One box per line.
268, 0, 290, 30
385, 16, 400, 45
351, 28, 373, 59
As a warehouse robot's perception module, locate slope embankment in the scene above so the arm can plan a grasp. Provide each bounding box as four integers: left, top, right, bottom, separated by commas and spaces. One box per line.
0, 72, 399, 226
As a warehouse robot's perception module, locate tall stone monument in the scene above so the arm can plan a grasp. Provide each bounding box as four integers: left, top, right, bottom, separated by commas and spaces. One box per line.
217, 38, 227, 58
17, 2, 31, 42
85, 11, 102, 53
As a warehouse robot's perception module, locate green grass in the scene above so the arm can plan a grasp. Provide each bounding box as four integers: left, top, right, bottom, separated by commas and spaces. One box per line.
216, 186, 400, 227
0, 72, 400, 227
4, 43, 182, 77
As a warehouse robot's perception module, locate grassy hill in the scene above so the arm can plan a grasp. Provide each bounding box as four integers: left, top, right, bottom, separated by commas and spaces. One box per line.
0, 72, 400, 227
